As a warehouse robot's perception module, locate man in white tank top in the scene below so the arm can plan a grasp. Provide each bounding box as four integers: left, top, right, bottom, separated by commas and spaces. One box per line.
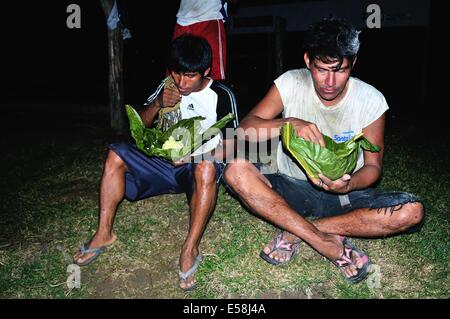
224, 18, 424, 284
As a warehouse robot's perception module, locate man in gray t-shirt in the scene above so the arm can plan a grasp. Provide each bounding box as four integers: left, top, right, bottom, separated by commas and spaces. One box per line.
224, 18, 424, 284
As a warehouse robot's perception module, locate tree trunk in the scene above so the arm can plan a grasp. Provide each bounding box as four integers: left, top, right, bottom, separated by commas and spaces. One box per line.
274, 16, 286, 77
100, 0, 126, 134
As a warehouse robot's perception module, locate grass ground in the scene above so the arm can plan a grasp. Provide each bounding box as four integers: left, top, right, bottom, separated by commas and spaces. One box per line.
0, 120, 448, 299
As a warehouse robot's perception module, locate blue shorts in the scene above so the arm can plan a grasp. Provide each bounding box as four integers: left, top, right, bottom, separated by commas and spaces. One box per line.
110, 143, 225, 202
263, 173, 423, 232
224, 167, 423, 233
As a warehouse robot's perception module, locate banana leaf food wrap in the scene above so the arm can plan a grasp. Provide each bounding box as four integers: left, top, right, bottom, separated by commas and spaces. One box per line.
125, 105, 235, 161
281, 122, 381, 181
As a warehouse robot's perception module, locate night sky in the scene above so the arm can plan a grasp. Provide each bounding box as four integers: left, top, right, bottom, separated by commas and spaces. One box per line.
1, 0, 445, 135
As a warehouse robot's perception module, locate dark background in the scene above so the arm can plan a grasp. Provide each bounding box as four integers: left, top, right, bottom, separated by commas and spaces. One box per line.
0, 0, 445, 136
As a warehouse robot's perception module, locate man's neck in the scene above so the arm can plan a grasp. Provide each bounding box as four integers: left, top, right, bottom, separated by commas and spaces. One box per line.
197, 77, 212, 93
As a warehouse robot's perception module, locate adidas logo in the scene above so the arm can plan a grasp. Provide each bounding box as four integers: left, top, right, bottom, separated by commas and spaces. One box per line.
187, 104, 195, 110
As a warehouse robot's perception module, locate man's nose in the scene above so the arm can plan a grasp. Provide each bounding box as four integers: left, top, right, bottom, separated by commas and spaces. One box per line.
325, 72, 336, 87
179, 75, 187, 88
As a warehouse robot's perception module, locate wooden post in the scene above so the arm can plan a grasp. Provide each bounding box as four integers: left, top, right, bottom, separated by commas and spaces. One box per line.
99, 0, 126, 134
266, 17, 286, 173
420, 26, 429, 108
273, 16, 286, 77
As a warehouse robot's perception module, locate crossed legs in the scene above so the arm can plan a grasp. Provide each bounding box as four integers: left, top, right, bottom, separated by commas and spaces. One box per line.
263, 202, 424, 264
224, 159, 425, 278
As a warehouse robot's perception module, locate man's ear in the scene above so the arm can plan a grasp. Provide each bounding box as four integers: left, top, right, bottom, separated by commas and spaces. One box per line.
203, 67, 211, 77
304, 53, 311, 69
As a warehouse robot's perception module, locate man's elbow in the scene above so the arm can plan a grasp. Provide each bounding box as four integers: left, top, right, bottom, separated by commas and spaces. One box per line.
236, 116, 260, 142
368, 163, 383, 181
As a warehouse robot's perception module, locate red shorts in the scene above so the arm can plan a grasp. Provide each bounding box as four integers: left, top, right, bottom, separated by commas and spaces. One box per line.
172, 19, 226, 80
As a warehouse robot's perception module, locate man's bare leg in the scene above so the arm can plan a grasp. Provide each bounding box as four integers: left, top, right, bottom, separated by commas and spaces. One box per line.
266, 198, 424, 263
224, 160, 363, 277
179, 161, 218, 290
73, 150, 126, 264
312, 202, 424, 236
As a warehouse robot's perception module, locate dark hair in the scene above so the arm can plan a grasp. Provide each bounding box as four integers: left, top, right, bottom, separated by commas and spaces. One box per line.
303, 17, 360, 69
167, 34, 212, 75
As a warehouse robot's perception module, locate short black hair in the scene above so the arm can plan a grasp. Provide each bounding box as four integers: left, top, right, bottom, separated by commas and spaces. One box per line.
303, 17, 360, 69
167, 34, 212, 75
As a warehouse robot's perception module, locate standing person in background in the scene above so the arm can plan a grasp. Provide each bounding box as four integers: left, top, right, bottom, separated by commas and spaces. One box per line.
172, 0, 231, 80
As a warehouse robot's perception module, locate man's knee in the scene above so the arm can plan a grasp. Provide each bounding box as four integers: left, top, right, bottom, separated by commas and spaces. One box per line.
224, 162, 241, 186
223, 161, 254, 191
194, 161, 216, 186
391, 201, 425, 232
105, 149, 127, 172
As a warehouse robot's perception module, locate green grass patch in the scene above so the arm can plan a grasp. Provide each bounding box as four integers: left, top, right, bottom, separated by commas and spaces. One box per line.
0, 131, 448, 299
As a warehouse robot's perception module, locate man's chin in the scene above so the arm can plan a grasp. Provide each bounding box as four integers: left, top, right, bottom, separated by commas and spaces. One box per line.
319, 94, 338, 101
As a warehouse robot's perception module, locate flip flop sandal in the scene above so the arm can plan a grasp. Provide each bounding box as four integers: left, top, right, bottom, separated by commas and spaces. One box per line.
259, 231, 303, 266
74, 241, 108, 266
332, 237, 371, 284
179, 255, 203, 292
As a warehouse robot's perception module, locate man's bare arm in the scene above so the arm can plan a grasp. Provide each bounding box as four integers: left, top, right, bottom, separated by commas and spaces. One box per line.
348, 114, 385, 190
319, 114, 386, 193
238, 85, 286, 142
239, 84, 325, 146
139, 84, 181, 128
139, 95, 162, 127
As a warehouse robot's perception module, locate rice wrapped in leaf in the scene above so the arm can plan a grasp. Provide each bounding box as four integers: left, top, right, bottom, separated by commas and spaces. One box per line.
281, 122, 381, 181
125, 104, 235, 161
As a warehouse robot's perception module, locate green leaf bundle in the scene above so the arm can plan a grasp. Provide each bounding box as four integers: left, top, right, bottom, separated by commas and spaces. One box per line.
125, 105, 235, 161
281, 122, 381, 180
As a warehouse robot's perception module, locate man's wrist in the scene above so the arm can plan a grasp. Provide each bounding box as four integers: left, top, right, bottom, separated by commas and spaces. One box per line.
281, 117, 294, 126
153, 96, 163, 109
346, 178, 356, 192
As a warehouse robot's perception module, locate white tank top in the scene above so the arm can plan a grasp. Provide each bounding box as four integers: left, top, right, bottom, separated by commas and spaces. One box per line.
274, 68, 389, 181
